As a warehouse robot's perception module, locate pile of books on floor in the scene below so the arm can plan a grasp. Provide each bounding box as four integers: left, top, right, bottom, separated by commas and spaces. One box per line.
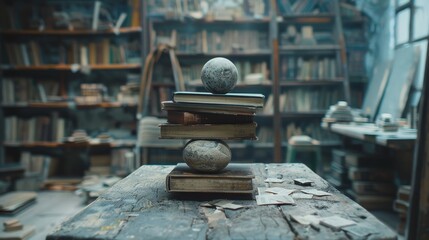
327, 149, 396, 210
393, 185, 411, 234
325, 149, 349, 190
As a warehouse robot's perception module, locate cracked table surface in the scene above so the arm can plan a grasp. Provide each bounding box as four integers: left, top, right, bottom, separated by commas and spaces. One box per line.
47, 163, 397, 240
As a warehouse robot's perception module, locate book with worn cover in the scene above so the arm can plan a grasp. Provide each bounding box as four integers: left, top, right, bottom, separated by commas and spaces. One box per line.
162, 101, 257, 115
166, 163, 254, 193
173, 91, 265, 108
159, 123, 257, 140
167, 111, 254, 125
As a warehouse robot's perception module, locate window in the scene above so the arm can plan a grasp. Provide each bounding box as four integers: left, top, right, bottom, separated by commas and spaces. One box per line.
395, 0, 429, 47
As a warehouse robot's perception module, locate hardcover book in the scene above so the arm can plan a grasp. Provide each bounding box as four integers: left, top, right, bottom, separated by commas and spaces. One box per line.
167, 111, 254, 125
159, 123, 257, 140
173, 91, 265, 108
166, 163, 254, 193
162, 101, 257, 115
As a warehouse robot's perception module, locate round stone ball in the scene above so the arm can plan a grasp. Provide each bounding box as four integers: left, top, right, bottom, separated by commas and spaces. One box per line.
201, 57, 238, 94
183, 139, 231, 173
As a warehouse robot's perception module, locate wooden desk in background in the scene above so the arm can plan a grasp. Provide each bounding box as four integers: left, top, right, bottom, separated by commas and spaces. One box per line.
47, 164, 396, 239
323, 123, 417, 149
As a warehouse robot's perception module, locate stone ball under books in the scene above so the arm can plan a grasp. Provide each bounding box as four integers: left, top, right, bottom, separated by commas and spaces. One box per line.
183, 139, 231, 173
201, 57, 238, 94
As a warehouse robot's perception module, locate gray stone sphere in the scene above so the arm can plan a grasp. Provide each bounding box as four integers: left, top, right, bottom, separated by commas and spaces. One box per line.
201, 57, 238, 94
183, 139, 231, 173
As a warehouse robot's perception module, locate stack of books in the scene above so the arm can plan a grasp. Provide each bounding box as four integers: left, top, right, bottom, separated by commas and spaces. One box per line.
75, 83, 107, 104
160, 91, 264, 140
160, 91, 265, 194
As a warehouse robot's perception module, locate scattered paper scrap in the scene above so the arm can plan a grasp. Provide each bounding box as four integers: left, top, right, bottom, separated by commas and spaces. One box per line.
256, 194, 295, 206
265, 178, 285, 183
257, 187, 269, 195
200, 202, 213, 207
3, 219, 23, 232
205, 209, 227, 228
213, 200, 244, 210
294, 178, 313, 186
218, 203, 244, 210
265, 187, 296, 195
291, 214, 320, 225
291, 192, 313, 199
301, 189, 332, 197
343, 223, 378, 237
319, 215, 356, 230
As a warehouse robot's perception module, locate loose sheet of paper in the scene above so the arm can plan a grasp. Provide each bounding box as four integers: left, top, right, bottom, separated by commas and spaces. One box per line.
256, 194, 295, 206
265, 187, 296, 195
291, 192, 313, 199
265, 178, 284, 183
291, 214, 320, 225
342, 223, 378, 237
293, 178, 313, 186
319, 215, 356, 230
301, 189, 332, 197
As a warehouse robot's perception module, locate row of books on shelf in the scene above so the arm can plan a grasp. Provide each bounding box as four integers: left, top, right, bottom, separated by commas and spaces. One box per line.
280, 56, 337, 80
277, 0, 333, 15
4, 114, 70, 142
343, 29, 366, 45
263, 88, 341, 113
280, 25, 335, 46
347, 50, 366, 75
183, 60, 269, 84
154, 29, 269, 54
3, 39, 140, 66
2, 78, 139, 105
0, 0, 141, 30
147, 0, 268, 20
2, 78, 59, 103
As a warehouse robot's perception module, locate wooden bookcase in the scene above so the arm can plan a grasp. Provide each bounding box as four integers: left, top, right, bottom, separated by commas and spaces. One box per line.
140, 0, 364, 164
0, 0, 145, 178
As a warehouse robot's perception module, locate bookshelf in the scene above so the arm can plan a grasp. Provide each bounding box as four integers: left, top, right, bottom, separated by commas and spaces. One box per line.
0, 0, 144, 178
273, 0, 352, 161
140, 0, 364, 164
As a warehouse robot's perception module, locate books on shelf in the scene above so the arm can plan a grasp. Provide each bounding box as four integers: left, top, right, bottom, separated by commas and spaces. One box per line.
173, 91, 265, 108
159, 123, 257, 140
5, 114, 69, 142
1, 1, 140, 30
277, 0, 333, 15
275, 87, 341, 112
3, 39, 141, 66
162, 101, 258, 116
20, 152, 52, 180
154, 29, 269, 54
147, 1, 267, 20
166, 163, 254, 193
280, 56, 337, 80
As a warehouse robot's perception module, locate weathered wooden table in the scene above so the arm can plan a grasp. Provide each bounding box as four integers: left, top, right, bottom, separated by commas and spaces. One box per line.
47, 164, 396, 239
